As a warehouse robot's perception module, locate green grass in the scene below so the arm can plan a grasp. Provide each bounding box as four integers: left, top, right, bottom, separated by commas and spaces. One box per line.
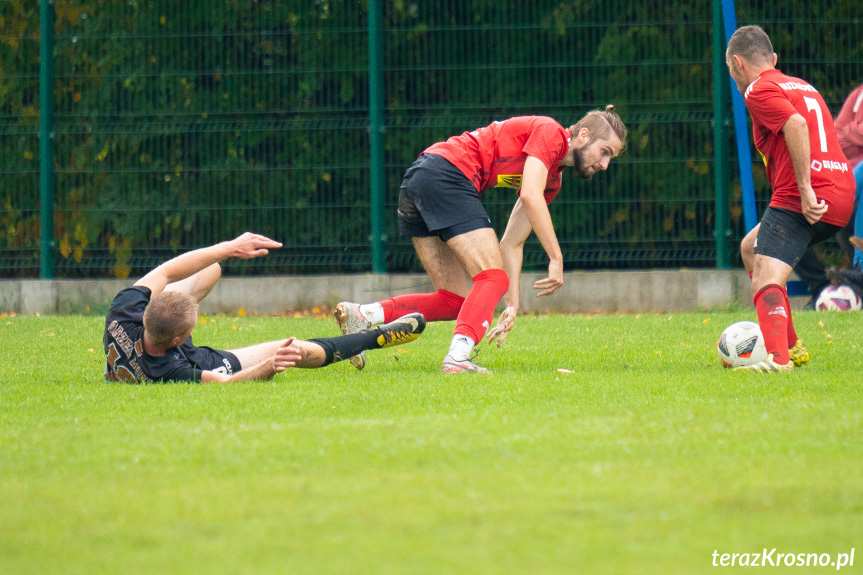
1, 310, 861, 574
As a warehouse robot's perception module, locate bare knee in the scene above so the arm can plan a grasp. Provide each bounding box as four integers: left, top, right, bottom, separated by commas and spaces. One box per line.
740, 228, 758, 273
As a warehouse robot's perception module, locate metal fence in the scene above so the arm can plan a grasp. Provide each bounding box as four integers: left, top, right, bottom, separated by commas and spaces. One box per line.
2, 1, 862, 278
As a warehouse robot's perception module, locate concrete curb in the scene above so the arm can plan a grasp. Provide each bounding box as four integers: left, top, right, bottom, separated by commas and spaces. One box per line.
0, 269, 779, 315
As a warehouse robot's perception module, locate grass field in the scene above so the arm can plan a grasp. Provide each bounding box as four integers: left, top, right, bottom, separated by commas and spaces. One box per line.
1, 309, 861, 574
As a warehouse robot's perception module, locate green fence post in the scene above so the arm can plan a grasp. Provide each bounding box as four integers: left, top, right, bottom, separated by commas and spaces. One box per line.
712, 0, 731, 270
368, 0, 386, 273
39, 0, 56, 279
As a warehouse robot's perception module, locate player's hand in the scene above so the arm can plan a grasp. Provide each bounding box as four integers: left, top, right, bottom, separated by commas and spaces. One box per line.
801, 198, 827, 225
534, 260, 564, 296
486, 306, 517, 347
800, 187, 827, 225
227, 232, 283, 260
272, 337, 304, 372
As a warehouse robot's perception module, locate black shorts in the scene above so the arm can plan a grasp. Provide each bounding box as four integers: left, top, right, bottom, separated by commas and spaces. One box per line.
397, 153, 493, 242
754, 207, 843, 267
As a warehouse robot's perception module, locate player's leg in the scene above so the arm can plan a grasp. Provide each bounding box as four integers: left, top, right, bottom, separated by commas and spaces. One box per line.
341, 236, 469, 326
738, 210, 804, 370
749, 253, 796, 367
227, 339, 327, 369
740, 224, 758, 274
228, 313, 426, 370
334, 157, 472, 369
738, 208, 839, 372
394, 235, 471, 317
164, 263, 221, 302
740, 224, 814, 366
413, 235, 471, 296
439, 225, 509, 374
336, 156, 471, 333
740, 224, 758, 275
746, 254, 808, 369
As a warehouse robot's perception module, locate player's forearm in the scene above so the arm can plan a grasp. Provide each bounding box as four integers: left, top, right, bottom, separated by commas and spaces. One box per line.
199, 359, 277, 384
226, 359, 278, 383
500, 240, 523, 309
519, 193, 563, 265
782, 114, 813, 191
500, 198, 533, 308
152, 242, 234, 286
519, 156, 563, 265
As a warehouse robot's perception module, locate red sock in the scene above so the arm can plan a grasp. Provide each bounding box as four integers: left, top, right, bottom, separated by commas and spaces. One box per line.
783, 289, 798, 345
454, 269, 510, 343
380, 289, 465, 323
753, 284, 791, 364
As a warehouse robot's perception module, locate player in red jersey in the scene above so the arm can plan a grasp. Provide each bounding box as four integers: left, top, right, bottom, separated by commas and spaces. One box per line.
726, 25, 856, 372
335, 111, 627, 374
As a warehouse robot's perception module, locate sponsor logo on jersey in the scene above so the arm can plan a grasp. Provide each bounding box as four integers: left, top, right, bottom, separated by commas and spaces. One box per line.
811, 159, 848, 173
496, 174, 522, 188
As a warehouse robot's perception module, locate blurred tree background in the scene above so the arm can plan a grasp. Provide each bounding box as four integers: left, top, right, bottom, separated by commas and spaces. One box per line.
1, 0, 861, 277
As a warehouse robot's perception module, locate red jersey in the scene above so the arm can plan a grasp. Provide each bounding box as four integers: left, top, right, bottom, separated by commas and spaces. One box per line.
834, 83, 863, 168
744, 69, 855, 227
423, 116, 571, 204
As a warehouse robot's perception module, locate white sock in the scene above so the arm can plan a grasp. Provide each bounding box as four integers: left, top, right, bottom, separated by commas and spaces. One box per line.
447, 334, 475, 361
359, 303, 385, 326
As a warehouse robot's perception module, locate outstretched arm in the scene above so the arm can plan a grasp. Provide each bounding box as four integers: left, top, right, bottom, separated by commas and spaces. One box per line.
486, 198, 532, 347
134, 232, 282, 297
519, 156, 564, 294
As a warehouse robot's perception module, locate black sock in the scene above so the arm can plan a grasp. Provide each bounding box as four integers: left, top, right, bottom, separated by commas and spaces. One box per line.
308, 331, 377, 366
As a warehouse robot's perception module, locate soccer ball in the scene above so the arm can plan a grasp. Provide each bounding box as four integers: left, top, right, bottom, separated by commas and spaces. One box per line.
717, 321, 768, 368
815, 284, 862, 311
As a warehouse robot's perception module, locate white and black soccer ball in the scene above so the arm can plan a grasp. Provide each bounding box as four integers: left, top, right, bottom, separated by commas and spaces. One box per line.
717, 321, 768, 368
815, 284, 862, 311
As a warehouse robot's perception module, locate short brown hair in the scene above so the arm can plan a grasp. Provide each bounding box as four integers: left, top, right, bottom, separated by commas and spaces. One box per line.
727, 25, 774, 66
143, 291, 199, 344
569, 105, 628, 153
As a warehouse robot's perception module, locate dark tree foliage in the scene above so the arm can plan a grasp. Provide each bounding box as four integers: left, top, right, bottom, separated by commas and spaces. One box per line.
1, 1, 861, 277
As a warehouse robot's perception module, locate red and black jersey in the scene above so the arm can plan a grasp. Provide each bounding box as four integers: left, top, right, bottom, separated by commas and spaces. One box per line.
743, 69, 855, 227
422, 116, 571, 205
